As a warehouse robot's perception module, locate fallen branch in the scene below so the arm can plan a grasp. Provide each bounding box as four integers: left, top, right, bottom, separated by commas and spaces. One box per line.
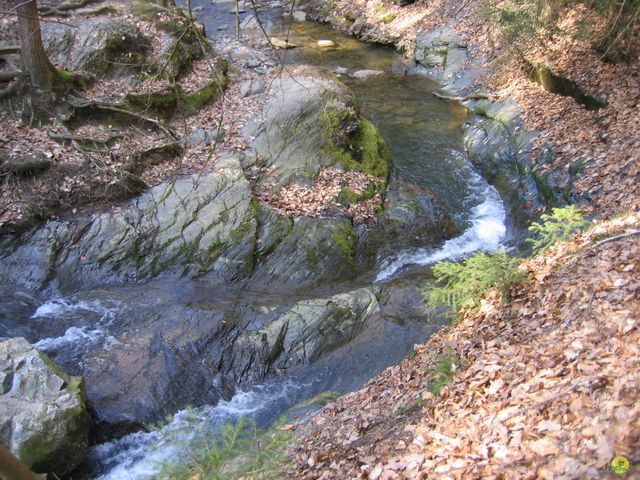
0, 45, 20, 55
432, 91, 496, 102
594, 229, 640, 247
0, 70, 21, 82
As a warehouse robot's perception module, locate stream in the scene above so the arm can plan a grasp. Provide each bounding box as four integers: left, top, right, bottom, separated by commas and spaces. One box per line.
0, 4, 507, 479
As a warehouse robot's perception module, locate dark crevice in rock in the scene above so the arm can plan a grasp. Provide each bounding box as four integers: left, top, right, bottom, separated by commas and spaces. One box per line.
524, 61, 607, 110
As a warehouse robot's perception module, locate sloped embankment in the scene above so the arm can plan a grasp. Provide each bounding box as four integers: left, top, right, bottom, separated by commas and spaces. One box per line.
286, 213, 639, 478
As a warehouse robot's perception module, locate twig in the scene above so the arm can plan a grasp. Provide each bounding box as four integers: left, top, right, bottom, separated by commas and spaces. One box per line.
593, 229, 640, 247
432, 91, 496, 102
0, 45, 20, 55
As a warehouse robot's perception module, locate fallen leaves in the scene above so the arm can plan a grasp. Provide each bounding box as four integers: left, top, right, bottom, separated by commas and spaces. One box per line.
285, 212, 640, 479
251, 167, 383, 224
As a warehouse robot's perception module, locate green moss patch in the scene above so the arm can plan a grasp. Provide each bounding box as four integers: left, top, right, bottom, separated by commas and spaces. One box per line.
379, 12, 397, 23
122, 74, 228, 118
322, 113, 390, 180
332, 220, 357, 268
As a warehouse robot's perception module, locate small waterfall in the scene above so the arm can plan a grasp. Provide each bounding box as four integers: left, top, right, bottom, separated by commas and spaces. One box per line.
376, 169, 507, 282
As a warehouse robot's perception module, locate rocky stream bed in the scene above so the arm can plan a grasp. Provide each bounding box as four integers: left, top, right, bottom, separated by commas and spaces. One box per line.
0, 0, 565, 477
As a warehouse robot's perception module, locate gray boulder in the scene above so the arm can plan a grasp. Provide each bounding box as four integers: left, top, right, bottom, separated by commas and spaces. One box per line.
248, 287, 380, 368
227, 44, 269, 68
42, 18, 151, 78
0, 156, 257, 291
350, 69, 383, 79
186, 126, 225, 146
292, 10, 307, 21
245, 67, 360, 187
239, 77, 266, 97
0, 338, 89, 476
415, 27, 467, 82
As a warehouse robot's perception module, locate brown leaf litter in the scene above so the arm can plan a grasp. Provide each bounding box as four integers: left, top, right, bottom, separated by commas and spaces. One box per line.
285, 212, 640, 479
251, 167, 383, 224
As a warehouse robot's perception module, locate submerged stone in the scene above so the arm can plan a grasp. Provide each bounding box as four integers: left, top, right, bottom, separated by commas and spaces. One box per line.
317, 39, 336, 47
350, 69, 383, 79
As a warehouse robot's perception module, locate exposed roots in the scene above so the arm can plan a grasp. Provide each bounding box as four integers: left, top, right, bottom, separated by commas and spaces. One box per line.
38, 0, 95, 16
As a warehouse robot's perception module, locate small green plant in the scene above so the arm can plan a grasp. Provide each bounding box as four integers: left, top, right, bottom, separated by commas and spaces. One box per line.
336, 187, 360, 207
526, 205, 591, 254
423, 249, 523, 319
378, 12, 397, 23
158, 417, 292, 480
427, 350, 456, 396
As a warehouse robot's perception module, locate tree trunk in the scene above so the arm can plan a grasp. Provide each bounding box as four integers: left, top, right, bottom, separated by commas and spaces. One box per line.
15, 0, 57, 89
0, 447, 46, 480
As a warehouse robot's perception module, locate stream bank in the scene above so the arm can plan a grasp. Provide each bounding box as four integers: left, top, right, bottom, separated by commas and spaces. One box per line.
300, 0, 581, 234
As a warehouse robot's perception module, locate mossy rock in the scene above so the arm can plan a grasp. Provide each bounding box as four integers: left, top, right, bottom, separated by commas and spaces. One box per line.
337, 187, 360, 207
0, 338, 90, 477
250, 217, 359, 291
331, 220, 357, 268
249, 69, 389, 188
182, 74, 228, 115
122, 69, 228, 118
322, 115, 390, 180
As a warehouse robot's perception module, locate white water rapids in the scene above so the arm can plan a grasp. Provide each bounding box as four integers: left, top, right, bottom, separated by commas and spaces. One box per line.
88, 381, 308, 480
376, 168, 507, 282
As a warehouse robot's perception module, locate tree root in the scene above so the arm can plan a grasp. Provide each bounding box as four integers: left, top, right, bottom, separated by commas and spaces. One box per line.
48, 132, 124, 150
39, 0, 95, 16
0, 74, 24, 100
0, 46, 20, 55
67, 97, 178, 141
0, 71, 21, 83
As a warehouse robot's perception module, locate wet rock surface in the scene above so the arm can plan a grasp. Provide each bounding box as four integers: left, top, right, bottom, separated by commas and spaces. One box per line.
29, 285, 383, 437
245, 67, 359, 187
463, 98, 573, 231
0, 156, 257, 292
250, 216, 359, 291
0, 337, 89, 476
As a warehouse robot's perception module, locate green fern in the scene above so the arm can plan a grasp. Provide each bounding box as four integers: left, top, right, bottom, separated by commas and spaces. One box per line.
423, 249, 523, 320
427, 350, 456, 396
526, 205, 591, 254
158, 417, 292, 480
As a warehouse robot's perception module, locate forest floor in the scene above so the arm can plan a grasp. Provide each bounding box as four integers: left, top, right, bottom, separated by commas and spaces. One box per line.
285, 212, 640, 479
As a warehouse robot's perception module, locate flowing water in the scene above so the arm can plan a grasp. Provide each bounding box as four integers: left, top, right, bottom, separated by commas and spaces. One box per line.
0, 4, 507, 478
